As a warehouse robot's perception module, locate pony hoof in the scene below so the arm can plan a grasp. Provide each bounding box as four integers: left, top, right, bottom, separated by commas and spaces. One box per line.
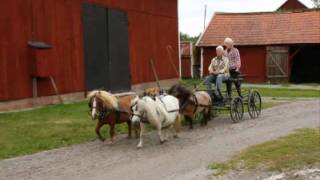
173, 135, 179, 138
136, 145, 142, 149
107, 141, 114, 145
160, 139, 167, 144
99, 138, 105, 142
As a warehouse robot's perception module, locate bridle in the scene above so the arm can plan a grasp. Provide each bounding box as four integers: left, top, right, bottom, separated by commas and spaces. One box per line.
89, 96, 112, 120
130, 100, 147, 123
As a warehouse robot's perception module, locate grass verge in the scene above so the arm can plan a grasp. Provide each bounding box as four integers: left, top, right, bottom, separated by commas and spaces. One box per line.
0, 101, 128, 160
210, 128, 320, 176
181, 79, 320, 98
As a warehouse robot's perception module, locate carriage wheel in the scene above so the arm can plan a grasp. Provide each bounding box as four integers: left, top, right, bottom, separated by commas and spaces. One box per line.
247, 90, 262, 119
230, 97, 244, 123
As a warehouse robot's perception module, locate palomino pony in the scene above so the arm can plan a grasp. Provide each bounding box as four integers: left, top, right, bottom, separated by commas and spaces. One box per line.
168, 84, 212, 129
130, 95, 181, 148
88, 90, 139, 143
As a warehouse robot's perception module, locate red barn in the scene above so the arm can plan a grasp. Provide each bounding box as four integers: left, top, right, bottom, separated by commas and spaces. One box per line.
197, 5, 320, 83
0, 0, 179, 110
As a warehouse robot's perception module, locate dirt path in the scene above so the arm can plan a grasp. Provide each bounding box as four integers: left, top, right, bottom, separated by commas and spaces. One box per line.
1, 100, 319, 180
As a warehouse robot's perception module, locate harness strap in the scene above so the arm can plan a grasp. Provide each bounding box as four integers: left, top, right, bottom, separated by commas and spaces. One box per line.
158, 96, 179, 113
179, 93, 210, 114
192, 94, 198, 114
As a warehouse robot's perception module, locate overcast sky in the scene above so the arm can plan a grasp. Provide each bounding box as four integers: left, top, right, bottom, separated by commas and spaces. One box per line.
179, 0, 314, 36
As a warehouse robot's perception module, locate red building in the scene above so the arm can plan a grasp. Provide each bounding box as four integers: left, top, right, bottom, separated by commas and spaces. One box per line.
180, 41, 194, 78
0, 0, 179, 110
196, 0, 320, 83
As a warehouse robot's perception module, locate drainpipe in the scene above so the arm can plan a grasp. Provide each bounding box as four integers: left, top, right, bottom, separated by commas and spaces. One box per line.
200, 47, 204, 78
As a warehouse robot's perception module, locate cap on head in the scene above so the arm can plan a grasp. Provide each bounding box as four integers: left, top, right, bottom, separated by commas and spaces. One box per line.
224, 37, 234, 46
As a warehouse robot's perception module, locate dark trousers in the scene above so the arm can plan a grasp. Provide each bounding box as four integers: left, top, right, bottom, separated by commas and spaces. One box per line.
227, 69, 242, 97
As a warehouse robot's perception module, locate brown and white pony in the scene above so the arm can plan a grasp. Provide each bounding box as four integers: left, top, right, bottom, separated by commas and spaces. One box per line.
168, 84, 212, 129
87, 90, 138, 143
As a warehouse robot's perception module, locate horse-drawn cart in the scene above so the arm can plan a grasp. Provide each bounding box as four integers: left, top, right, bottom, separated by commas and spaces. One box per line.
201, 75, 262, 123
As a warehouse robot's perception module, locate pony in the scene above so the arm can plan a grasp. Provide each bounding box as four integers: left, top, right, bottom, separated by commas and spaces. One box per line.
143, 87, 160, 98
87, 90, 139, 143
130, 95, 181, 148
168, 84, 212, 129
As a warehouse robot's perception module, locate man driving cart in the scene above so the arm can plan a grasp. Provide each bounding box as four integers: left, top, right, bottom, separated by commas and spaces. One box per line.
204, 45, 229, 100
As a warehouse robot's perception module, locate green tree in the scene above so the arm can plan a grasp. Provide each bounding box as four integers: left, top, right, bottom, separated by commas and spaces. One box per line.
180, 32, 200, 43
311, 0, 320, 8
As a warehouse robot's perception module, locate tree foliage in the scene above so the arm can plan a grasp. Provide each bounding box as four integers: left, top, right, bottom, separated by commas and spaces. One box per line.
180, 32, 200, 43
311, 0, 320, 8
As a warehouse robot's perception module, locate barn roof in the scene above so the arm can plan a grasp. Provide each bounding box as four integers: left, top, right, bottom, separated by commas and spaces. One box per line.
277, 0, 307, 11
196, 9, 320, 47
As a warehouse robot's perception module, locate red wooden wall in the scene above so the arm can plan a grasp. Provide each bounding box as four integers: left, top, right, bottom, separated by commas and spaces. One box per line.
181, 57, 192, 78
0, 0, 179, 101
202, 46, 267, 83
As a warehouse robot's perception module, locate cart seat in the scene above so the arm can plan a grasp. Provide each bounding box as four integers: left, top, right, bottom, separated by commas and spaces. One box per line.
224, 74, 246, 83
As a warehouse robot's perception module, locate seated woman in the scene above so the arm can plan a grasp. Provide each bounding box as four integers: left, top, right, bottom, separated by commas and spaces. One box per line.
224, 37, 242, 97
204, 46, 229, 100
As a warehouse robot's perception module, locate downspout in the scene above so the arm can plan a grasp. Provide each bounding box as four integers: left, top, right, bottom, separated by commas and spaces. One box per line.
177, 0, 181, 79
200, 47, 204, 78
190, 42, 194, 78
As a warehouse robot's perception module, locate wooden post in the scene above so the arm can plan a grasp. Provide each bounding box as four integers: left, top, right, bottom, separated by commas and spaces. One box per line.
149, 59, 161, 90
49, 76, 63, 103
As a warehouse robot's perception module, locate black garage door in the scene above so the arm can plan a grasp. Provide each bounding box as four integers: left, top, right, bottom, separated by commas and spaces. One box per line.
82, 3, 131, 92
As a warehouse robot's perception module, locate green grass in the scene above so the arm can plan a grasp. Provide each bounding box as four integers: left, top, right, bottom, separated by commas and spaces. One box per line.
210, 128, 320, 176
280, 83, 320, 87
181, 79, 320, 98
0, 101, 129, 160
255, 88, 320, 98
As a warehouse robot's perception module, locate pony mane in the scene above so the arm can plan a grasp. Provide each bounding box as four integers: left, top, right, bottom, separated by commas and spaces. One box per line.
87, 90, 119, 109
168, 84, 192, 97
168, 84, 193, 106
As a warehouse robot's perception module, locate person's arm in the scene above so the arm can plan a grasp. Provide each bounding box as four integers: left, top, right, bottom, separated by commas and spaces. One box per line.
235, 49, 241, 71
208, 58, 215, 74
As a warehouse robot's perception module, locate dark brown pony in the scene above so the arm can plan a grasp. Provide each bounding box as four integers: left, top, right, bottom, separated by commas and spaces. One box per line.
168, 84, 212, 129
88, 90, 139, 143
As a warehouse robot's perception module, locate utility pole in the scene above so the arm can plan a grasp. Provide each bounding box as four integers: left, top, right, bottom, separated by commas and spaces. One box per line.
203, 4, 207, 31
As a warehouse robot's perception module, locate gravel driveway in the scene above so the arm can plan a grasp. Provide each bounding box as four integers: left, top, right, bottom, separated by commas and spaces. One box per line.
0, 100, 319, 180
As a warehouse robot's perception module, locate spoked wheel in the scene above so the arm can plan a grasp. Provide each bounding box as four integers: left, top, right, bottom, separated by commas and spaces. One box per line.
230, 96, 244, 123
247, 90, 262, 119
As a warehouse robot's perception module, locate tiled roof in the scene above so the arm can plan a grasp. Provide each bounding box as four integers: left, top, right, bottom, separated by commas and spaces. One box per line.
196, 9, 320, 47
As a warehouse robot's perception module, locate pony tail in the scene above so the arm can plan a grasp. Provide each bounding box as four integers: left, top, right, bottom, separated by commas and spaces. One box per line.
174, 114, 182, 132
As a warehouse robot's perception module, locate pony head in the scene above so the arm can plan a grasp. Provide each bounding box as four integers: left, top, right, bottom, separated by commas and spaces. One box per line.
130, 97, 147, 126
87, 90, 119, 120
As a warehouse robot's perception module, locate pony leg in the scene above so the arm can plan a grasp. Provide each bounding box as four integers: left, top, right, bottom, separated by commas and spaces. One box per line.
204, 107, 211, 125
109, 124, 115, 144
127, 121, 132, 139
173, 115, 180, 138
157, 127, 166, 144
134, 125, 140, 138
137, 123, 144, 149
185, 115, 193, 129
200, 111, 206, 126
95, 122, 105, 141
